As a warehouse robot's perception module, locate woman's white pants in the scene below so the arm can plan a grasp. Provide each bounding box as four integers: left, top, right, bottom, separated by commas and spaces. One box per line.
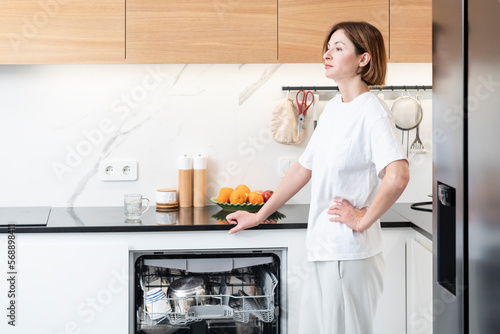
297, 252, 385, 334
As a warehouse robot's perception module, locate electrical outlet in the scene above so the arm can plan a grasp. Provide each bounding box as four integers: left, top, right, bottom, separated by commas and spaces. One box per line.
278, 157, 297, 177
99, 160, 138, 181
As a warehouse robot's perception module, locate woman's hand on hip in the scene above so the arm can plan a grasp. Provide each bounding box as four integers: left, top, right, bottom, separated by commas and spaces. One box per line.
328, 198, 367, 232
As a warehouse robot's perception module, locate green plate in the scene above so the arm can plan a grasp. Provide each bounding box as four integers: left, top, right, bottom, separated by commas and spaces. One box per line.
210, 197, 264, 212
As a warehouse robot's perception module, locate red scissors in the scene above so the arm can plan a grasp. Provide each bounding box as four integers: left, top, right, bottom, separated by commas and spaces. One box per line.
296, 90, 314, 137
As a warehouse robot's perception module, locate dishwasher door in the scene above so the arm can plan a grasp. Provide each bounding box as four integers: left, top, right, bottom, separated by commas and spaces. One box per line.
132, 250, 282, 334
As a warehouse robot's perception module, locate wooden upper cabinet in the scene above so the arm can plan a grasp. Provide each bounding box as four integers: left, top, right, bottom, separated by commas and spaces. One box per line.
390, 0, 432, 62
126, 0, 277, 64
278, 0, 389, 63
0, 0, 125, 64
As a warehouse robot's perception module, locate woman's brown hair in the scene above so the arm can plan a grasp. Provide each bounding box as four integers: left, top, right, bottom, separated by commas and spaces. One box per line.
323, 21, 387, 86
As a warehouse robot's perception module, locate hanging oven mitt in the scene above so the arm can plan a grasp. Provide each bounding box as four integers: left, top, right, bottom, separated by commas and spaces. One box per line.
270, 93, 306, 145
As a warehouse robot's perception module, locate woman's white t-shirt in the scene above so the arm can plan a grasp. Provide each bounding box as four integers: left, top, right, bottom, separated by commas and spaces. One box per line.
298, 92, 406, 261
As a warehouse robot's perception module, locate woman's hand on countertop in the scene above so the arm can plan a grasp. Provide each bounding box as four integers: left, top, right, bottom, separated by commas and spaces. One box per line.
226, 211, 260, 234
328, 198, 367, 232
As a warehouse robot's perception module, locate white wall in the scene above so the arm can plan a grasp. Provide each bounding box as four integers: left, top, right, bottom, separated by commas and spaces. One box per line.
0, 63, 432, 207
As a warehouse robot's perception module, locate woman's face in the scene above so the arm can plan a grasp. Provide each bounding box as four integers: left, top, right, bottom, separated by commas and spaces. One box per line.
323, 29, 366, 82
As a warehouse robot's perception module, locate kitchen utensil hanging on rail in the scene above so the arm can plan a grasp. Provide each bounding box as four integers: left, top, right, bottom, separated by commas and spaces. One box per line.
270, 90, 307, 145
312, 93, 320, 129
296, 89, 314, 138
390, 90, 423, 156
409, 94, 425, 154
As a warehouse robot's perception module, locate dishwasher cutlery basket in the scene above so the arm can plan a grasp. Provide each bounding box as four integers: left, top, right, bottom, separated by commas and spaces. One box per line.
137, 254, 279, 327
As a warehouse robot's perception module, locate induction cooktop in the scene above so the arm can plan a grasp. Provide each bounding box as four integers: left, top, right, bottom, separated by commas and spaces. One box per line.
0, 207, 51, 226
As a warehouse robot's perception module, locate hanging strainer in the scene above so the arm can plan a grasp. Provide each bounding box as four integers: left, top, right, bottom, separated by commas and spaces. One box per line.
390, 91, 423, 130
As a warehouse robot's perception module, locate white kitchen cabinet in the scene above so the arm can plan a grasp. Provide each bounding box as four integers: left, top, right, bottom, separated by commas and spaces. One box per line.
0, 234, 129, 333
374, 228, 414, 334
285, 228, 412, 334
407, 236, 433, 334
0, 226, 423, 333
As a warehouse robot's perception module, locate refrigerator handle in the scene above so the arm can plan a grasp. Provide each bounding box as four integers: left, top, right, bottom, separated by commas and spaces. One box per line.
437, 182, 457, 295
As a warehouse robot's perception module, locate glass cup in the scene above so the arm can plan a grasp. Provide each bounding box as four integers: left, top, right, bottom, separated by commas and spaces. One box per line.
124, 194, 150, 221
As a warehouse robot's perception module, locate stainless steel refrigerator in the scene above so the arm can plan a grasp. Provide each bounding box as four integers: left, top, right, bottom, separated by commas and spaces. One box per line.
433, 0, 500, 333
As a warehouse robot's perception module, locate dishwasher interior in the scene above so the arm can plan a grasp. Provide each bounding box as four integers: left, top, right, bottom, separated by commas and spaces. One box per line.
132, 250, 282, 334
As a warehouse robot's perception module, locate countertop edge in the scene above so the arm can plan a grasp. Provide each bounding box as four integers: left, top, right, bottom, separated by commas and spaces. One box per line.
0, 223, 309, 234
0, 221, 430, 239
0, 203, 432, 239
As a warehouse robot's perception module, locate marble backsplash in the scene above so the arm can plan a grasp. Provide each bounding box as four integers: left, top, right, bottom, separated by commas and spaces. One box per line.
0, 63, 432, 207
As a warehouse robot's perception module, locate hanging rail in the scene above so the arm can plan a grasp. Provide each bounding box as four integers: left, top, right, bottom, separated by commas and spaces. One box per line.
282, 85, 432, 92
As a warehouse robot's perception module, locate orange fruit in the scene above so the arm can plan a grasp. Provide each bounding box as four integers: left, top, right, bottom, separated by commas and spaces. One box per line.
254, 190, 263, 195
235, 184, 251, 196
230, 190, 247, 204
218, 187, 234, 203
248, 192, 264, 204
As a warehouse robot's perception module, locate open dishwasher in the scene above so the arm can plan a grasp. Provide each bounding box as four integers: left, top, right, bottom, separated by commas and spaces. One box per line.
133, 250, 282, 334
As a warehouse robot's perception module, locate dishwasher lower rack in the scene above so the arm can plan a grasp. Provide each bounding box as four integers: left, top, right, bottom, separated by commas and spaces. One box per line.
135, 254, 279, 328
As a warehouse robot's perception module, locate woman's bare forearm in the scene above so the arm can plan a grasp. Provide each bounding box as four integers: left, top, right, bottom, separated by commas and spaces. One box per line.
255, 161, 311, 223
357, 159, 409, 231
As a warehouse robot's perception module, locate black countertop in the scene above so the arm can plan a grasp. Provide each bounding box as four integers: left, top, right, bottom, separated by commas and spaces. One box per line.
0, 203, 432, 238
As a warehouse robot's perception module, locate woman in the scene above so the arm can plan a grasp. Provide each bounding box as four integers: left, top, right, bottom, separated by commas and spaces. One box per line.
227, 21, 409, 333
